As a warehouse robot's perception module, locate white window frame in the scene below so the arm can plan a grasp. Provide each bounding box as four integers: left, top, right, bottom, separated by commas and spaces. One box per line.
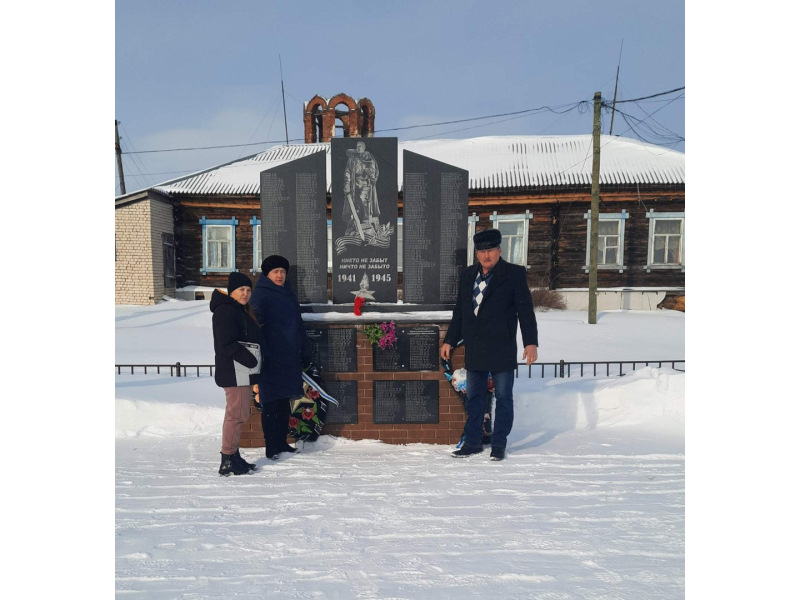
199, 216, 238, 275
644, 210, 685, 273
583, 209, 628, 273
397, 218, 403, 272
327, 219, 332, 273
489, 211, 532, 267
250, 217, 261, 274
467, 213, 479, 261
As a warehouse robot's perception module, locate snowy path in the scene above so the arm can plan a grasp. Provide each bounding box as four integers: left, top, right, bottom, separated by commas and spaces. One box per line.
116, 435, 684, 599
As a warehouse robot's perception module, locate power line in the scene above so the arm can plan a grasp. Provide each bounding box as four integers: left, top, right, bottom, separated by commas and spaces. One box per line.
124, 138, 303, 155
612, 86, 684, 104
119, 122, 160, 189
376, 102, 584, 134
604, 94, 685, 146
119, 98, 600, 155
115, 86, 684, 180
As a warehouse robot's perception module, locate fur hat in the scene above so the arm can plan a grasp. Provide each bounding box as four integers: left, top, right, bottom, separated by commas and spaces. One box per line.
473, 228, 502, 250
226, 272, 252, 295
261, 254, 290, 275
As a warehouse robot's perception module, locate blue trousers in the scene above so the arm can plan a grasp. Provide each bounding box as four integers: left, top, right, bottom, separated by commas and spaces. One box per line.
465, 370, 515, 449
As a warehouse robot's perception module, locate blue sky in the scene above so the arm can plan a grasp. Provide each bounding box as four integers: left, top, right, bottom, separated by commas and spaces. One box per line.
115, 0, 684, 195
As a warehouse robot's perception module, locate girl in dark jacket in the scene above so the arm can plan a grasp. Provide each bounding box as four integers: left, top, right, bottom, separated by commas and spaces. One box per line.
251, 255, 312, 459
211, 272, 262, 476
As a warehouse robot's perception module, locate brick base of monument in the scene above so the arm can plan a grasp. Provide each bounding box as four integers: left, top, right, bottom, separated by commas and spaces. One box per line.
238, 320, 467, 448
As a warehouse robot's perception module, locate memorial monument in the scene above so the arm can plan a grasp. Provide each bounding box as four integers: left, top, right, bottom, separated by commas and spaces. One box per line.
251, 138, 471, 445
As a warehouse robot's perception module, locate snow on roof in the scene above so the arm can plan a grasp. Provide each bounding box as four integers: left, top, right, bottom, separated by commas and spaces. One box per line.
153, 135, 684, 196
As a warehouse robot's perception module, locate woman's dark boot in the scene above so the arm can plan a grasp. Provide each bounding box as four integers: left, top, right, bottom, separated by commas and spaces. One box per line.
233, 449, 257, 471
219, 452, 249, 476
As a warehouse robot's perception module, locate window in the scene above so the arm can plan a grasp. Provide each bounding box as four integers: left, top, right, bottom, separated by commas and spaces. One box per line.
162, 233, 176, 287
199, 216, 238, 274
467, 213, 479, 262
327, 219, 333, 272
489, 211, 532, 267
645, 211, 685, 272
583, 210, 628, 272
250, 217, 261, 273
397, 218, 403, 271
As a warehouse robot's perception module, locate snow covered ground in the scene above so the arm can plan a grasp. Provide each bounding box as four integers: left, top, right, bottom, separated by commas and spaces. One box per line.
115, 301, 685, 598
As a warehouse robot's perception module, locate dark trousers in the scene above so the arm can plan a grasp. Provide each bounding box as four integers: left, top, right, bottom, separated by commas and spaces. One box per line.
465, 370, 514, 449
260, 398, 291, 454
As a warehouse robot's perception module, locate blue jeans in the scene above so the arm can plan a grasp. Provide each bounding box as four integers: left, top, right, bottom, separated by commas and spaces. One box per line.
465, 370, 515, 449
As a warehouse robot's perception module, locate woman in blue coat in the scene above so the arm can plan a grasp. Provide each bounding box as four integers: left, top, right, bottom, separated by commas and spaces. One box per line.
250, 255, 312, 459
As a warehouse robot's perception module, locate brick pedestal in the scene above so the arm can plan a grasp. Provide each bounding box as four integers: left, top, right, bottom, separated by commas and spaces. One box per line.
239, 320, 465, 448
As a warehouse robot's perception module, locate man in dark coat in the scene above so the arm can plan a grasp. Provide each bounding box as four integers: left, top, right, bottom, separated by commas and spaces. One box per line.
250, 255, 312, 459
441, 229, 539, 461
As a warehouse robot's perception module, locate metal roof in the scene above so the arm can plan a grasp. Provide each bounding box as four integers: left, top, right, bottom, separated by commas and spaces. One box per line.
153, 135, 684, 196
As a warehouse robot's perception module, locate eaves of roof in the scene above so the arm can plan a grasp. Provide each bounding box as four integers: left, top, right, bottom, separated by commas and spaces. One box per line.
152, 135, 684, 197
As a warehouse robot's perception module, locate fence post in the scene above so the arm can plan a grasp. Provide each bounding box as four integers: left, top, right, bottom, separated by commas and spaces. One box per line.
559, 360, 565, 378
176, 361, 181, 377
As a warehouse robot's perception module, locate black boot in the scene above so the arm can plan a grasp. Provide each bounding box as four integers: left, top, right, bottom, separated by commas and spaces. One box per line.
451, 445, 483, 457
262, 404, 279, 459
219, 452, 249, 476
233, 449, 257, 471
279, 442, 297, 454
262, 400, 294, 459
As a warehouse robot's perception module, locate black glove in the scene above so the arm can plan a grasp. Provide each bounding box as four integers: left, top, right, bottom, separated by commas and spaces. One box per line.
251, 386, 263, 414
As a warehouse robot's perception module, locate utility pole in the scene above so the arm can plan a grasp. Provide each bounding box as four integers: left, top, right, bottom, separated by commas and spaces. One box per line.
115, 119, 127, 195
588, 92, 602, 324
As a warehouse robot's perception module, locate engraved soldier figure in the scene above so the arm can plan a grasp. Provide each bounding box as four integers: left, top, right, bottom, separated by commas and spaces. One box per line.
342, 141, 381, 239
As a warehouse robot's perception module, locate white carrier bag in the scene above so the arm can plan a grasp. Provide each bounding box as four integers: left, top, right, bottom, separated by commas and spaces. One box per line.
233, 341, 261, 385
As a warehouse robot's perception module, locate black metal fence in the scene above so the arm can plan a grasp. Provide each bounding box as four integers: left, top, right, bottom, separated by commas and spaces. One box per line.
515, 360, 684, 378
115, 360, 684, 379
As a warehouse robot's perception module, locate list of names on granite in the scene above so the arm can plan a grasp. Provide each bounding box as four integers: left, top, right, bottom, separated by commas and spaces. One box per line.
438, 171, 467, 301
322, 380, 359, 424
372, 326, 440, 372
305, 327, 358, 373
406, 327, 440, 371
402, 150, 469, 304
260, 150, 328, 303
373, 380, 439, 424
372, 341, 402, 372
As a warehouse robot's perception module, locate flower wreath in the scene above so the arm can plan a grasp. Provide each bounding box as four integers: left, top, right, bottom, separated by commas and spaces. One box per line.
364, 320, 397, 349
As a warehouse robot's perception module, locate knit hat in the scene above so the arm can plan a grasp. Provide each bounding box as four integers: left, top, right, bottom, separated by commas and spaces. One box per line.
226, 272, 252, 295
261, 254, 290, 275
473, 228, 502, 250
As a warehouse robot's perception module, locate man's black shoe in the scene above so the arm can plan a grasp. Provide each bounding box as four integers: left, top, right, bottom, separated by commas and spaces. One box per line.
490, 447, 505, 461
451, 445, 484, 457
